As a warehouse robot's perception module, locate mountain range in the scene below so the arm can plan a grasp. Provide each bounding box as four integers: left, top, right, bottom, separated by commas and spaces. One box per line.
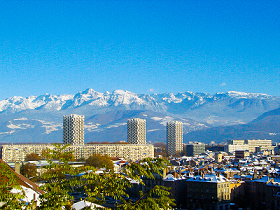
0, 88, 279, 144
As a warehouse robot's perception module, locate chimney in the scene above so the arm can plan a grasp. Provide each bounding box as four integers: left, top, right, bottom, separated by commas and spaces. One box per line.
162, 168, 167, 179
32, 194, 37, 210
259, 171, 263, 179
15, 161, 20, 174
224, 172, 229, 179
253, 169, 258, 180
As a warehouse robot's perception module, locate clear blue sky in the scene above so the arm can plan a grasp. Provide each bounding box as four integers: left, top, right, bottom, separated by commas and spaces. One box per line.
0, 0, 279, 100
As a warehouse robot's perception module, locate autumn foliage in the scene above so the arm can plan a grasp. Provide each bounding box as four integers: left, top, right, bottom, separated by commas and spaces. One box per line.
20, 162, 37, 180
25, 153, 41, 161
85, 154, 114, 170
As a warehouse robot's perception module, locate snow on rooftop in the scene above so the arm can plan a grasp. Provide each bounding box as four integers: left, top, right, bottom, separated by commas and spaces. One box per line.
163, 174, 177, 181
11, 186, 41, 205
72, 200, 104, 210
186, 174, 228, 183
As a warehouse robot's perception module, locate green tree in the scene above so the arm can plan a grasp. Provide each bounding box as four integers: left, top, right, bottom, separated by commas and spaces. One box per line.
85, 154, 114, 170
81, 157, 175, 209
37, 144, 79, 209
38, 144, 175, 210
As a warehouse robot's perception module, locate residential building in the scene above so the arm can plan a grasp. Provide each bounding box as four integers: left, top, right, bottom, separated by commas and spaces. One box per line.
229, 181, 245, 204
227, 140, 245, 145
127, 118, 146, 144
0, 144, 55, 162
63, 114, 84, 145
245, 176, 272, 210
215, 152, 223, 163
235, 150, 249, 160
163, 174, 187, 207
166, 121, 183, 156
267, 179, 280, 210
0, 144, 154, 162
225, 139, 273, 153
224, 144, 249, 154
139, 169, 187, 208
186, 142, 205, 156
245, 139, 273, 153
185, 174, 231, 210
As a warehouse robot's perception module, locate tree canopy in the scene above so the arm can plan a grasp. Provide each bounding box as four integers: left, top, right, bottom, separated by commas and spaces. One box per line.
85, 154, 114, 170
25, 153, 42, 161
2, 143, 175, 209
20, 162, 37, 181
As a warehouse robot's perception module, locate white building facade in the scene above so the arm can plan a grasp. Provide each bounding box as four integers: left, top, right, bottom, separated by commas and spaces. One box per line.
63, 114, 84, 145
0, 144, 154, 162
127, 118, 146, 144
225, 139, 273, 153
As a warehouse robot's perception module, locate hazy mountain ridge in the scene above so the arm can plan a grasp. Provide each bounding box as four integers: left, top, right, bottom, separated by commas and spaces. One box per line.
185, 107, 280, 143
0, 110, 210, 144
0, 89, 279, 144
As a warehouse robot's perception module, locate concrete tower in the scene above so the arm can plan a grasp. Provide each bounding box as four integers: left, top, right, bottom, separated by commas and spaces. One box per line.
166, 121, 183, 156
63, 114, 84, 145
127, 118, 146, 144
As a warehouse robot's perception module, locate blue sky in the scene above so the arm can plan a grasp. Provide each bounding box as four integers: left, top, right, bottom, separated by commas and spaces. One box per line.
0, 0, 279, 99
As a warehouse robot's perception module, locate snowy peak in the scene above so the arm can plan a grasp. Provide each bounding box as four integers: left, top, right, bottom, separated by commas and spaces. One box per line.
215, 91, 272, 99
0, 89, 279, 143
109, 90, 145, 105
0, 94, 74, 112
0, 89, 279, 122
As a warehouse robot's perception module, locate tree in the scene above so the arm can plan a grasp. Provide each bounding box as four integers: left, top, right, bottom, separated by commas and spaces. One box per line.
25, 153, 41, 161
79, 157, 175, 210
85, 154, 114, 170
38, 144, 78, 209
154, 142, 168, 157
38, 143, 175, 210
20, 162, 37, 181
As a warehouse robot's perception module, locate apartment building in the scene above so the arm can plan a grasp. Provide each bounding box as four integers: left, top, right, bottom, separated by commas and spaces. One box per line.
127, 118, 146, 144
225, 139, 273, 153
245, 139, 273, 153
0, 144, 154, 162
185, 174, 231, 210
0, 144, 54, 162
63, 114, 84, 145
166, 121, 183, 156
186, 142, 205, 156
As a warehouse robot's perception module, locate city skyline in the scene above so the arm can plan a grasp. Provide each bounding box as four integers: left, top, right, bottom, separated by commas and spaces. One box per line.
0, 0, 279, 100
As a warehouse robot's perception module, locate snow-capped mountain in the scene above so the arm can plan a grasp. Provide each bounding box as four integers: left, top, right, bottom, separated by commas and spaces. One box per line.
0, 89, 279, 143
